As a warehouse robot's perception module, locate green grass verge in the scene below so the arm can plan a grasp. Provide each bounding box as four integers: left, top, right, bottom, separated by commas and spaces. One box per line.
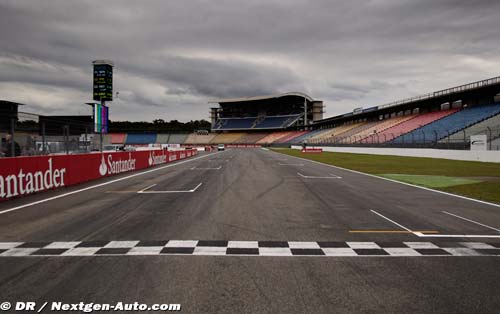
273, 148, 500, 203
378, 174, 481, 188
441, 182, 500, 203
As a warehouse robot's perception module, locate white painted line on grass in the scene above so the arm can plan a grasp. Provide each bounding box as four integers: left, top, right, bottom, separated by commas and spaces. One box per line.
442, 211, 500, 233
270, 149, 500, 209
0, 151, 221, 216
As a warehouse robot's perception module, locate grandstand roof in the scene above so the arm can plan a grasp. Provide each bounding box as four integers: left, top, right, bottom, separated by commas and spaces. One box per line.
314, 75, 500, 127
208, 92, 314, 104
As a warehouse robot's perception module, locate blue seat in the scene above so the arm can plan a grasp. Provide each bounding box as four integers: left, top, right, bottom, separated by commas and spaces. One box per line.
254, 115, 300, 129
125, 133, 157, 144
215, 118, 256, 130
393, 103, 500, 143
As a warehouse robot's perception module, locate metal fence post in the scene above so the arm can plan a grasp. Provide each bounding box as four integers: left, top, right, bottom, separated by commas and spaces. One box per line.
462, 129, 466, 150
10, 117, 16, 156
65, 125, 69, 155
446, 131, 450, 149
487, 127, 492, 150
42, 122, 46, 155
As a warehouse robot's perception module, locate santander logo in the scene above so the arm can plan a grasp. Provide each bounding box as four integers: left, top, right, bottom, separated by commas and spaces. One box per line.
99, 155, 108, 176
148, 151, 167, 166
0, 158, 66, 199
99, 153, 136, 176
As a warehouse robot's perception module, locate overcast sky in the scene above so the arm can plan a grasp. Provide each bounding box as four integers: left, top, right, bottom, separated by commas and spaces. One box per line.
1, 0, 499, 122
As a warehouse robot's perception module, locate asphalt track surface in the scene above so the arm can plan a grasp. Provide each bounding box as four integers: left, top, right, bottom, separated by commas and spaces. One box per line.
0, 148, 499, 313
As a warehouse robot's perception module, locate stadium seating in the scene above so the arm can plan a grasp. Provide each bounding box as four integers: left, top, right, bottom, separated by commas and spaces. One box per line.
167, 133, 189, 144
439, 111, 500, 143
185, 132, 217, 144
214, 118, 256, 130
234, 133, 269, 144
393, 103, 500, 144
110, 133, 127, 144
334, 122, 379, 144
308, 123, 364, 144
254, 115, 301, 129
358, 115, 416, 143
210, 132, 246, 144
125, 133, 157, 145
275, 131, 310, 143
374, 110, 456, 143
257, 131, 294, 144
156, 134, 170, 144
288, 129, 327, 144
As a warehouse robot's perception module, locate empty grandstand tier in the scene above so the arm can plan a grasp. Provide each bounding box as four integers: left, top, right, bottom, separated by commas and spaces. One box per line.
209, 92, 324, 131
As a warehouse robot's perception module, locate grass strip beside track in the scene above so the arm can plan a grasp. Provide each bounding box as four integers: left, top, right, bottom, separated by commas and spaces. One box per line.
378, 174, 481, 188
273, 148, 500, 203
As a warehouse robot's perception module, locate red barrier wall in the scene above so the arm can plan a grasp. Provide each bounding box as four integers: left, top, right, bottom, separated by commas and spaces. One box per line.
0, 149, 198, 201
225, 144, 262, 148
301, 148, 323, 153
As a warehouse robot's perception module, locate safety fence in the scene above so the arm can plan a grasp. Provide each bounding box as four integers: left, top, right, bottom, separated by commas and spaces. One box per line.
1, 111, 99, 157
305, 126, 500, 150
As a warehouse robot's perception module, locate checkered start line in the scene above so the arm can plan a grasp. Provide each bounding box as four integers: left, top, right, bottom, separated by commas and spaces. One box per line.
1, 240, 499, 257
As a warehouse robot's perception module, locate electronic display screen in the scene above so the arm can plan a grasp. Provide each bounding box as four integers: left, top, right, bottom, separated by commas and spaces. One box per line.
93, 64, 113, 101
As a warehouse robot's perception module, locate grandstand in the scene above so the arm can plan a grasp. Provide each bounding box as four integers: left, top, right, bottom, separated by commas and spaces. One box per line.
275, 131, 309, 144
185, 131, 217, 144
309, 123, 363, 144
167, 133, 189, 144
110, 133, 126, 144
357, 115, 416, 144
440, 111, 500, 144
368, 110, 457, 143
257, 131, 295, 144
393, 103, 500, 144
209, 132, 246, 144
156, 134, 171, 144
209, 92, 324, 131
233, 132, 269, 144
125, 133, 157, 145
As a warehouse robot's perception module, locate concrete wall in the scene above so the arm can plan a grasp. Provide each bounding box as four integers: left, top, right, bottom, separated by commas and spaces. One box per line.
291, 145, 500, 163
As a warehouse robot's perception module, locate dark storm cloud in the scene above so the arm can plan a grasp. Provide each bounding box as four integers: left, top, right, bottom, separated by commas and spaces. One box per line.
0, 0, 499, 121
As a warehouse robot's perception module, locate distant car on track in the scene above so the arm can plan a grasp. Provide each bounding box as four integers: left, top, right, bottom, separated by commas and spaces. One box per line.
217, 144, 225, 151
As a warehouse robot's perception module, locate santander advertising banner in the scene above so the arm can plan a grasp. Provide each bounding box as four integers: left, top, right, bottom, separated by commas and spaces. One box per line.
0, 149, 197, 202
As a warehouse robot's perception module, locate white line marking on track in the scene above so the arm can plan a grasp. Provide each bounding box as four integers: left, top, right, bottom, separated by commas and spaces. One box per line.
297, 172, 342, 179
138, 184, 157, 193
442, 211, 500, 233
0, 151, 222, 216
370, 210, 413, 232
270, 149, 500, 209
190, 166, 222, 170
371, 209, 500, 238
138, 182, 203, 194
278, 163, 304, 166
414, 232, 500, 238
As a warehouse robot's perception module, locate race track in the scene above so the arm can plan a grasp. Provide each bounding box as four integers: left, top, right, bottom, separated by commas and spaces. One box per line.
0, 148, 499, 313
